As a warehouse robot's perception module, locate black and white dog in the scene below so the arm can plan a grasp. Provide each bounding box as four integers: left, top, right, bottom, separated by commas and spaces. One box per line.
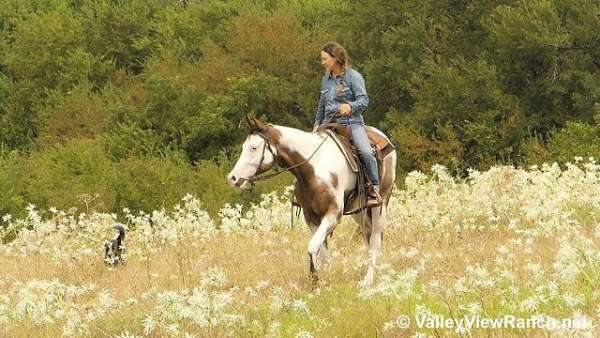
104, 223, 126, 266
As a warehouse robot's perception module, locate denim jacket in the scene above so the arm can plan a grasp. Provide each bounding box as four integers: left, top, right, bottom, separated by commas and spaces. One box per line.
314, 67, 369, 126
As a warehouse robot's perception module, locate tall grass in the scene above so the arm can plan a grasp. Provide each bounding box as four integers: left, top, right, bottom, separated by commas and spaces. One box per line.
2, 160, 600, 337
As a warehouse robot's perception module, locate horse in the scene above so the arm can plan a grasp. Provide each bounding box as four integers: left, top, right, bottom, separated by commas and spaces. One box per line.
227, 116, 397, 288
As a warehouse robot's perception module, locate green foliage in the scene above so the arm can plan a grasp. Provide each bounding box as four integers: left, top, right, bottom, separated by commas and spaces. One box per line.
15, 138, 118, 213
152, 0, 244, 62
0, 74, 42, 149
0, 151, 25, 220
546, 121, 600, 164
0, 0, 599, 216
102, 122, 169, 161
78, 0, 163, 75
36, 82, 109, 147
2, 4, 112, 92
112, 150, 199, 214
483, 0, 600, 127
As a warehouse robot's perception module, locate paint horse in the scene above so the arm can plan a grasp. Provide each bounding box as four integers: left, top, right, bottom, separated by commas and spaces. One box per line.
227, 116, 397, 288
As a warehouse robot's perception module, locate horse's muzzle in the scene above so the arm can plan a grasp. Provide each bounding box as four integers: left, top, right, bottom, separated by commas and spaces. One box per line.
227, 173, 251, 189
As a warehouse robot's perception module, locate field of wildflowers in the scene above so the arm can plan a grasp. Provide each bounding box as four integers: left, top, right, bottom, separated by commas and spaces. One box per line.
2, 160, 600, 337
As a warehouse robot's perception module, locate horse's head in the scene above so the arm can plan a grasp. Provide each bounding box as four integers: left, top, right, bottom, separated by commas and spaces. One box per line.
227, 116, 278, 190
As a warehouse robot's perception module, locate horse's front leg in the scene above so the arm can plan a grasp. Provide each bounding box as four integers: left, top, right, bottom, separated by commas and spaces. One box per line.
306, 223, 319, 284
307, 212, 337, 285
307, 238, 331, 286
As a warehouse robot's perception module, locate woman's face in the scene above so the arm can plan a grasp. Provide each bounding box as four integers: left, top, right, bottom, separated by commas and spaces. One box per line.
320, 50, 338, 72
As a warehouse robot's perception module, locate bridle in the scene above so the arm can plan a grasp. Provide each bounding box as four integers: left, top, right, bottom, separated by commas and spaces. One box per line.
237, 126, 330, 187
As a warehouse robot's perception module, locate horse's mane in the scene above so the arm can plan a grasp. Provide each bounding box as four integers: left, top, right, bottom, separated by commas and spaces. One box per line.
269, 124, 326, 145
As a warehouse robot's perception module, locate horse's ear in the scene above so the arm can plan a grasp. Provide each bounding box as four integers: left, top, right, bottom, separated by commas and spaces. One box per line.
246, 114, 268, 133
254, 117, 268, 132
245, 115, 258, 131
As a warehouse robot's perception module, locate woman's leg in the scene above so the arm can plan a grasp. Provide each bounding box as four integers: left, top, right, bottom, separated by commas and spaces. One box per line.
350, 123, 380, 185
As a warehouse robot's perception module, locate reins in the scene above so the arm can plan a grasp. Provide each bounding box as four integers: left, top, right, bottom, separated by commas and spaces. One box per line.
239, 128, 331, 187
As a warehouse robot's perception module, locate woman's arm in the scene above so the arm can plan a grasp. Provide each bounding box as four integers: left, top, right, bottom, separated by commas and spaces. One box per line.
347, 71, 369, 116
314, 77, 327, 128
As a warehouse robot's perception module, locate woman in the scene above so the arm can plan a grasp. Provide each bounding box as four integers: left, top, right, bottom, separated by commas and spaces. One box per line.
312, 42, 382, 207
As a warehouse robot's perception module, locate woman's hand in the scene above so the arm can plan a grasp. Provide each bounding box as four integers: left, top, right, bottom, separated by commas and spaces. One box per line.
338, 103, 352, 116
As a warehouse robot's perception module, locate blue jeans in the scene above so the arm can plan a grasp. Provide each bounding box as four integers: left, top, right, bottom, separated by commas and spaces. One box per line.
335, 117, 380, 185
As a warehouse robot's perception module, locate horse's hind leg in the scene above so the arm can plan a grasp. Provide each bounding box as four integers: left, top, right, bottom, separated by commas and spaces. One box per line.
359, 205, 387, 289
351, 211, 373, 247
318, 237, 331, 266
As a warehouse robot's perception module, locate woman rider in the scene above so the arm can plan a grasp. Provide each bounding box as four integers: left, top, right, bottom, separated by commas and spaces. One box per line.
312, 42, 382, 207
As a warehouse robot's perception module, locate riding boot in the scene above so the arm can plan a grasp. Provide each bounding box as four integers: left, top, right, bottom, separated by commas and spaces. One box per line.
366, 183, 383, 207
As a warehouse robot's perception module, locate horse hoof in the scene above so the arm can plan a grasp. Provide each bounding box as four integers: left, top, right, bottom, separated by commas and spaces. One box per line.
309, 270, 320, 289
359, 276, 373, 289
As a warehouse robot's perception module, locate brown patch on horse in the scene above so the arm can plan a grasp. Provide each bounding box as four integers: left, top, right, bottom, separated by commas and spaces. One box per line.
330, 173, 339, 190
261, 124, 339, 227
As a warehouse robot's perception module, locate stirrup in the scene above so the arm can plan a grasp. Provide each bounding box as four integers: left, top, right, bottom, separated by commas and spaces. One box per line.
366, 184, 382, 207
366, 196, 382, 207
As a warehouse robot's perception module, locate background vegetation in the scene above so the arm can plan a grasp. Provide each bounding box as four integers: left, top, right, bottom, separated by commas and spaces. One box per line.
0, 0, 599, 220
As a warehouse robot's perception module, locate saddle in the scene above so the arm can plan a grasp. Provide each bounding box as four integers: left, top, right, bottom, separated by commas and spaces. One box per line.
316, 122, 396, 215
